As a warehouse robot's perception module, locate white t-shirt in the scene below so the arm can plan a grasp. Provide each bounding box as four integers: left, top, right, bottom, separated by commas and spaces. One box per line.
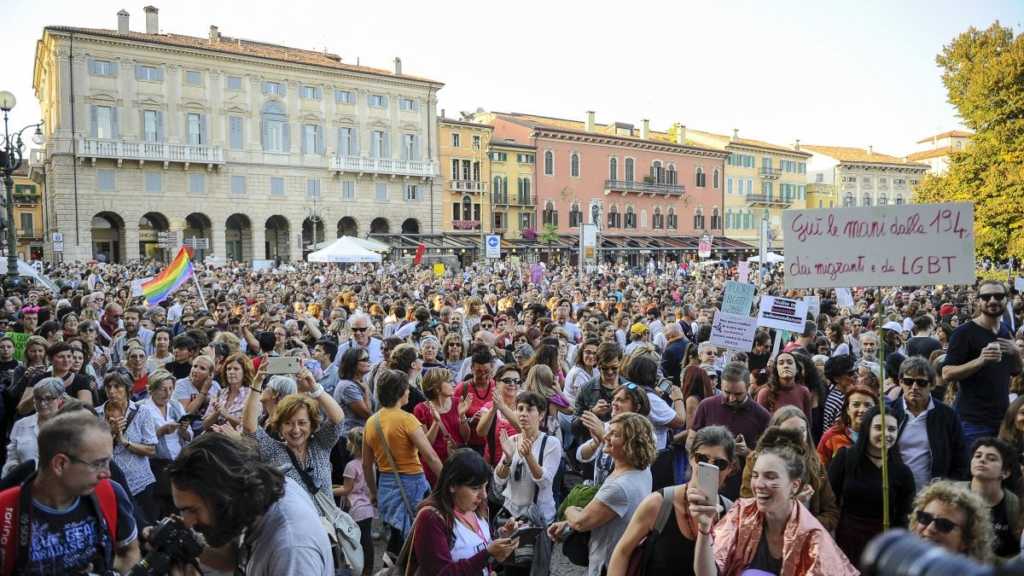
645, 391, 677, 449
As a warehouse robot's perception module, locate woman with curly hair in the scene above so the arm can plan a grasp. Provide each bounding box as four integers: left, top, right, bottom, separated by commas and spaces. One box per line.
755, 352, 813, 421
910, 479, 995, 563
817, 384, 878, 469
740, 407, 840, 532
548, 412, 656, 576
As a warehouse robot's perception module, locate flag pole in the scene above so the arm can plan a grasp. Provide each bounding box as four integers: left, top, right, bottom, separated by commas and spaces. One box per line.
187, 247, 208, 311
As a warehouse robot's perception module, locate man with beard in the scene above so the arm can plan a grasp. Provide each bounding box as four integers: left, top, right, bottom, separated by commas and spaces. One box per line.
943, 280, 1024, 449
689, 362, 771, 500
167, 433, 333, 575
110, 307, 155, 367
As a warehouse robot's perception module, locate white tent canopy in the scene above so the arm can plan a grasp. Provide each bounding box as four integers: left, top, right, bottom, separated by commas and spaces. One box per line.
310, 235, 390, 253
745, 252, 785, 264
308, 237, 382, 263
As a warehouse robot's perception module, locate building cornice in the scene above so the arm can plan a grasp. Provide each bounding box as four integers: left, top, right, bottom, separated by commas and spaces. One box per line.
724, 141, 811, 159
837, 162, 928, 173
532, 127, 728, 160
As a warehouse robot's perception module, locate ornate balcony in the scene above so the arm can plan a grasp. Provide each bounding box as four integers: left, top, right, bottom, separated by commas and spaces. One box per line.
604, 179, 684, 196
452, 219, 481, 230
512, 194, 536, 207
492, 193, 509, 206
78, 137, 224, 168
745, 193, 792, 207
759, 167, 781, 179
330, 155, 437, 178
449, 180, 486, 193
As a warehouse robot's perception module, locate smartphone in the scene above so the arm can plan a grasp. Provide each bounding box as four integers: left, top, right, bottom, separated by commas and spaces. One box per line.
697, 461, 719, 507
178, 413, 202, 424
510, 526, 542, 543
656, 379, 673, 396
264, 356, 301, 375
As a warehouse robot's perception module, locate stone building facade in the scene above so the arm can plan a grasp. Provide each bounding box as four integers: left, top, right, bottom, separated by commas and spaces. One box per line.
32, 7, 442, 263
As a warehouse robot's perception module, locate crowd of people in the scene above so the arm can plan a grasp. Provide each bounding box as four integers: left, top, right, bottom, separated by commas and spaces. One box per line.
0, 256, 1023, 576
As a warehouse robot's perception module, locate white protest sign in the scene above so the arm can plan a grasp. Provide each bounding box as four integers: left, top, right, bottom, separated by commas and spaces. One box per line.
485, 235, 501, 259
835, 288, 855, 309
130, 277, 151, 297
1016, 277, 1024, 293
756, 295, 809, 332
722, 281, 756, 316
737, 261, 750, 284
782, 203, 975, 289
710, 311, 758, 352
804, 295, 820, 321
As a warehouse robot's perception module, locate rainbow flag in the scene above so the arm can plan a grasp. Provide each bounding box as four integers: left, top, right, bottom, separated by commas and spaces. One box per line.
141, 247, 194, 305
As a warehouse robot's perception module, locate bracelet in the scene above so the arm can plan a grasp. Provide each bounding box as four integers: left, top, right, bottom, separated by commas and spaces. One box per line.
698, 525, 713, 537
308, 384, 325, 399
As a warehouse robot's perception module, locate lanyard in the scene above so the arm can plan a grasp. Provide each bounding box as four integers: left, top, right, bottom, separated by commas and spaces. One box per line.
454, 510, 488, 544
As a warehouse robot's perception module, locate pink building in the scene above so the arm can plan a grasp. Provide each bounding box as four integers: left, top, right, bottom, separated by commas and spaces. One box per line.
483, 112, 728, 246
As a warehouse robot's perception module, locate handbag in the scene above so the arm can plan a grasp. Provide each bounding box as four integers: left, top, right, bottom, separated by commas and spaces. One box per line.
286, 447, 364, 575
625, 486, 676, 576
499, 434, 552, 574
374, 416, 416, 520
381, 506, 435, 576
556, 483, 600, 566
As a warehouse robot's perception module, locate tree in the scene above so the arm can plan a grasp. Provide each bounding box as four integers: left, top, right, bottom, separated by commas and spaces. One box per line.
914, 22, 1024, 260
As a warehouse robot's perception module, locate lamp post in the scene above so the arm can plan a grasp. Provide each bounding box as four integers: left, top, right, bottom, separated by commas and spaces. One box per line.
0, 91, 44, 289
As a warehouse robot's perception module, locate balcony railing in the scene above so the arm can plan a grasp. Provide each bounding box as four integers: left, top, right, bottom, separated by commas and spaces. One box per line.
330, 155, 437, 178
16, 230, 41, 240
604, 179, 684, 196
14, 194, 40, 205
759, 167, 781, 179
512, 194, 536, 206
450, 180, 486, 193
492, 193, 509, 206
452, 219, 481, 230
79, 137, 225, 166
745, 193, 792, 207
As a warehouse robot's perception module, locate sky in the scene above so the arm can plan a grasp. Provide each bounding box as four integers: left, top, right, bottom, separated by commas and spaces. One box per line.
2, 0, 1022, 156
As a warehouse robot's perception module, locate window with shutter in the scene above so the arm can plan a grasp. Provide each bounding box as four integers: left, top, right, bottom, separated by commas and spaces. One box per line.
231, 175, 246, 195
226, 76, 243, 91
189, 173, 205, 194
270, 177, 285, 196
229, 116, 244, 150
342, 181, 355, 200
145, 172, 162, 193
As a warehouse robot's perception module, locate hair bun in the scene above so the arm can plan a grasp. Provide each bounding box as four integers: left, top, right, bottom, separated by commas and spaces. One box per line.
757, 427, 807, 457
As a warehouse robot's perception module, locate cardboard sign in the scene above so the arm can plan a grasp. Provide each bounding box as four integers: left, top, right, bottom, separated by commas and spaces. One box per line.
782, 203, 975, 288
737, 261, 750, 284
1015, 277, 1024, 293
710, 311, 757, 352
835, 288, 855, 309
722, 281, 756, 316
804, 295, 821, 321
8, 332, 29, 362
698, 234, 713, 259
433, 263, 446, 278
756, 296, 809, 333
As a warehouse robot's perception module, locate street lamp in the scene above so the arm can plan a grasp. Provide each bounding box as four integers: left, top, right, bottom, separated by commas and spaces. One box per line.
0, 91, 44, 289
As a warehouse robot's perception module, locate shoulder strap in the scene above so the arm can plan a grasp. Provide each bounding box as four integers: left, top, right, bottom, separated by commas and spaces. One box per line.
531, 434, 550, 505
653, 486, 675, 534
125, 403, 140, 428
1006, 490, 1020, 538
285, 446, 319, 495
0, 486, 21, 576
373, 415, 415, 518
89, 480, 118, 570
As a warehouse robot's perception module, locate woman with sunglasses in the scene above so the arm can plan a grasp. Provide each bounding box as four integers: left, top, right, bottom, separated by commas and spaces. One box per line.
740, 407, 840, 532
607, 426, 735, 576
443, 334, 466, 374
577, 382, 652, 485
910, 479, 995, 563
565, 337, 600, 405
475, 364, 522, 467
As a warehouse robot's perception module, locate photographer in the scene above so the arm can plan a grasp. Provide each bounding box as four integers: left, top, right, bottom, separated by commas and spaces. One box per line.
166, 432, 334, 575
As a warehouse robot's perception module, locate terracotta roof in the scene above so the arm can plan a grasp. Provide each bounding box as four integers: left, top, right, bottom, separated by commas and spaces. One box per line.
907, 146, 957, 161
682, 128, 810, 157
915, 130, 972, 144
44, 26, 442, 85
802, 144, 928, 167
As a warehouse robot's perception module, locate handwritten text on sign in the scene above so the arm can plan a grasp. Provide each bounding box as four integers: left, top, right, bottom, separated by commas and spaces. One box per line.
782, 203, 975, 289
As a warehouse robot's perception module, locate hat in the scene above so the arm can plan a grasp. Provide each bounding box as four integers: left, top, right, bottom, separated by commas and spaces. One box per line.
939, 303, 957, 317
630, 322, 649, 336
882, 321, 903, 333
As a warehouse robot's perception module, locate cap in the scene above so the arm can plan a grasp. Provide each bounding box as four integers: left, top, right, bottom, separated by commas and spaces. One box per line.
630, 322, 649, 336
939, 303, 957, 317
882, 321, 904, 333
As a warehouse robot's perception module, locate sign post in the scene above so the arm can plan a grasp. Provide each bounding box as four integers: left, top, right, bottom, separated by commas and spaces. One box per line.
782, 202, 976, 530
485, 234, 501, 259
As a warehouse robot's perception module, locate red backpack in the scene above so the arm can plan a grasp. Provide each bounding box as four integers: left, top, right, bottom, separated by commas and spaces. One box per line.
0, 477, 119, 576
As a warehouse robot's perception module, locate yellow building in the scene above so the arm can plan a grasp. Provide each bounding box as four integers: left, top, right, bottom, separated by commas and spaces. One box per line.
11, 165, 45, 261
438, 117, 492, 236
684, 129, 811, 250
805, 182, 836, 209
487, 139, 535, 238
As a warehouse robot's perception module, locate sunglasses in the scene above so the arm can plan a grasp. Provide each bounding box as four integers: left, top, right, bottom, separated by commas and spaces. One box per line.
514, 461, 524, 482
351, 327, 368, 332
979, 293, 1006, 302
500, 378, 521, 386
695, 453, 730, 470
901, 377, 931, 388
915, 510, 960, 534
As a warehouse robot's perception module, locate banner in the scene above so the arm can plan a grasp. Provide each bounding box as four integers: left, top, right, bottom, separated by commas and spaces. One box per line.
756, 295, 809, 332
698, 233, 713, 259
413, 243, 426, 266
835, 287, 855, 309
737, 261, 750, 284
710, 311, 757, 352
722, 281, 756, 316
782, 203, 975, 288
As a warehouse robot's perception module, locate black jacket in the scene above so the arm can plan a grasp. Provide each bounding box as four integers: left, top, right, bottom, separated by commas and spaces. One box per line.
660, 338, 689, 387
889, 398, 968, 482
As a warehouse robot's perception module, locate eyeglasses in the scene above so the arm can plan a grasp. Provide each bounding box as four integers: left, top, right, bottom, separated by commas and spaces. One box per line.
694, 453, 730, 470
351, 326, 368, 332
34, 395, 60, 405
600, 365, 620, 373
500, 378, 521, 386
359, 356, 370, 362
65, 453, 112, 472
901, 377, 931, 388
915, 510, 960, 534
979, 293, 1006, 302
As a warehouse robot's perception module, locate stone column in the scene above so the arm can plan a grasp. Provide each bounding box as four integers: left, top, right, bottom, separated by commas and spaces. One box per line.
210, 215, 226, 263
251, 220, 266, 263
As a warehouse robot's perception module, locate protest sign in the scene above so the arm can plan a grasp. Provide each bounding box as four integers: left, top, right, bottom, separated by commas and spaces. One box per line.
722, 281, 756, 316
756, 296, 809, 333
8, 332, 29, 362
782, 203, 975, 289
804, 295, 821, 321
1015, 277, 1024, 293
835, 288, 855, 309
710, 311, 757, 352
737, 261, 750, 284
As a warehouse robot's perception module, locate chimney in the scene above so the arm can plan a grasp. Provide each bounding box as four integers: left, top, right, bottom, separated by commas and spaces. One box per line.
440, 108, 445, 119
117, 9, 129, 34
143, 5, 159, 34
209, 25, 220, 43
793, 138, 800, 151
676, 123, 687, 145
585, 111, 595, 132
732, 128, 738, 142
394, 57, 402, 75
867, 145, 873, 155
641, 119, 650, 140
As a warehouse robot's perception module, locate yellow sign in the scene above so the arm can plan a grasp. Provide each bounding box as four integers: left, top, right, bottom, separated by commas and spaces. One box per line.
433, 263, 445, 277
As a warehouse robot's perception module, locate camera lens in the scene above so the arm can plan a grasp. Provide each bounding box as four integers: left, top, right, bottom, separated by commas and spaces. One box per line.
861, 530, 990, 576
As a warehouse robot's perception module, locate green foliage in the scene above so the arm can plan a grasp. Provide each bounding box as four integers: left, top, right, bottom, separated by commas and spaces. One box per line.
914, 22, 1024, 260
539, 224, 559, 245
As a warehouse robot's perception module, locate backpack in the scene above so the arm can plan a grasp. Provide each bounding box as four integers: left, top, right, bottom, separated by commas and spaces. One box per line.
0, 476, 120, 576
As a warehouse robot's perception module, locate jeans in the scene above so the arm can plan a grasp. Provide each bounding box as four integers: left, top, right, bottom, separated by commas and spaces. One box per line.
961, 420, 998, 458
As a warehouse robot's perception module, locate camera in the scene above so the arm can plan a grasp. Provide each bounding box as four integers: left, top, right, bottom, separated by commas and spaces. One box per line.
861, 529, 1024, 576
127, 517, 204, 576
